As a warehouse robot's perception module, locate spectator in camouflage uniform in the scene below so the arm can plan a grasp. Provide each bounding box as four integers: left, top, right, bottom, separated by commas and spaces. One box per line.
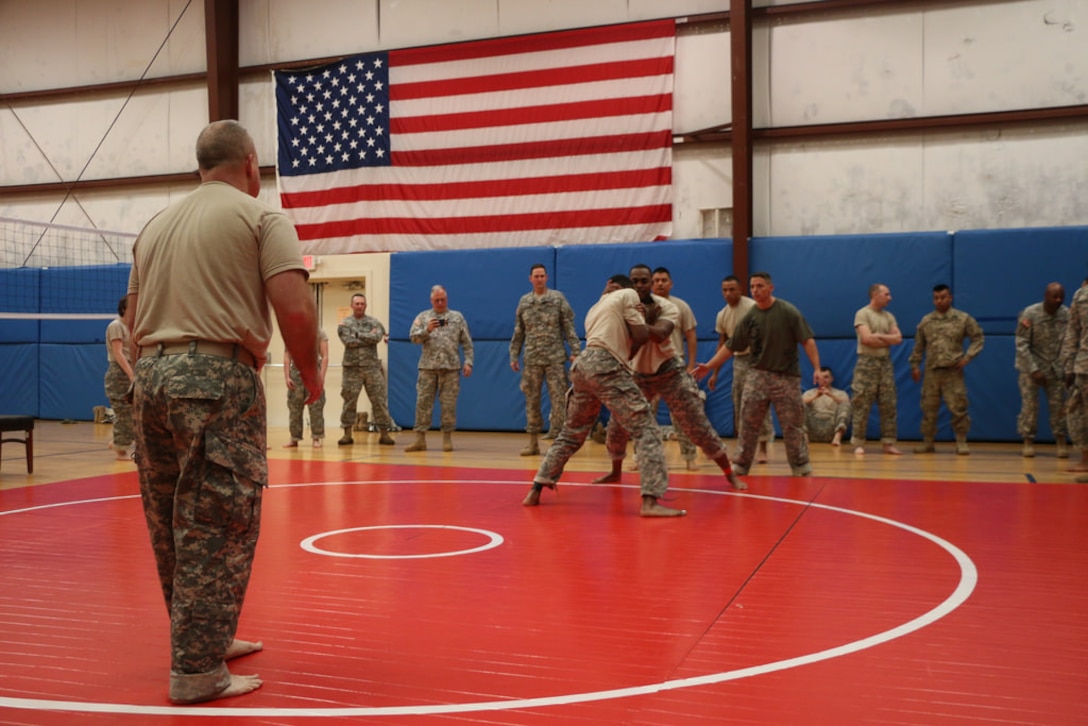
406, 285, 474, 452
509, 263, 580, 455
803, 366, 851, 445
1016, 282, 1069, 458
594, 265, 746, 490
850, 283, 904, 456
1060, 284, 1088, 481
523, 274, 684, 517
104, 295, 135, 460
126, 120, 321, 704
649, 266, 699, 469
284, 328, 329, 448
1066, 278, 1088, 455
709, 275, 773, 462
694, 272, 821, 477
909, 284, 984, 455
337, 293, 395, 446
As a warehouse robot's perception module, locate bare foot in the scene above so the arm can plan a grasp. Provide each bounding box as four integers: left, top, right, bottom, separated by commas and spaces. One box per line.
114, 450, 130, 461
226, 638, 264, 660
883, 445, 903, 456
173, 673, 263, 705
640, 500, 686, 517
282, 441, 298, 448
522, 481, 555, 506
756, 443, 768, 464
830, 435, 842, 447
685, 459, 698, 471
854, 446, 865, 456
313, 439, 322, 448
592, 471, 621, 483
727, 473, 748, 491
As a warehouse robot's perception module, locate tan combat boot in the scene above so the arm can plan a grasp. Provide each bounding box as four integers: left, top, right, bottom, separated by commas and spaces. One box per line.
442, 432, 454, 452
955, 434, 970, 456
1021, 438, 1035, 458
520, 433, 540, 456
913, 437, 935, 454
1056, 439, 1069, 458
378, 429, 395, 446
404, 432, 427, 452
337, 427, 354, 446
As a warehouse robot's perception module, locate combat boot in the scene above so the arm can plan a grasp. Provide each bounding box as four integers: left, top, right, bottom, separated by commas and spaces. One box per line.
520, 433, 540, 456
913, 437, 935, 454
1021, 437, 1035, 458
378, 429, 395, 446
404, 432, 427, 452
955, 434, 970, 456
1056, 439, 1069, 458
443, 432, 454, 452
541, 429, 557, 440
337, 427, 354, 446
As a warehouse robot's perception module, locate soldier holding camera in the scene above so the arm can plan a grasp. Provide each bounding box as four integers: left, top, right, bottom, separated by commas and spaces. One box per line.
406, 285, 474, 452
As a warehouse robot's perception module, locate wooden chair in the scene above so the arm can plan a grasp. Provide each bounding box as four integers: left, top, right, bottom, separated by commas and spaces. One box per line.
0, 416, 34, 474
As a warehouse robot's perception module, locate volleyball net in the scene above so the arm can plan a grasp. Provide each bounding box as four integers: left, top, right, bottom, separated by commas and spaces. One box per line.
0, 216, 136, 321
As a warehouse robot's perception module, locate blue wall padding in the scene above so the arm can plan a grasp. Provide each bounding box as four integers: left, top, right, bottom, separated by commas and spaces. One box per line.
0, 345, 40, 416
39, 344, 108, 421
953, 226, 1088, 335
388, 340, 527, 431
749, 232, 951, 339
39, 264, 129, 344
389, 247, 556, 341
0, 268, 41, 343
39, 264, 130, 312
556, 239, 731, 339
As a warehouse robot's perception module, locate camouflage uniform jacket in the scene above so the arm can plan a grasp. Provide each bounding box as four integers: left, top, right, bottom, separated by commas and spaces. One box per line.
409, 309, 474, 370
509, 289, 580, 366
339, 314, 386, 367
909, 307, 984, 371
1015, 301, 1069, 376
1061, 286, 1088, 377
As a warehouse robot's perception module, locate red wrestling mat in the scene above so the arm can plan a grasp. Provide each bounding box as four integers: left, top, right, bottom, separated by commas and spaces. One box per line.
1, 462, 1086, 724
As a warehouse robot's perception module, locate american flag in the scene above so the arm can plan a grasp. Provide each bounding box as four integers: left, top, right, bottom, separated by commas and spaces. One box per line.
274, 20, 674, 253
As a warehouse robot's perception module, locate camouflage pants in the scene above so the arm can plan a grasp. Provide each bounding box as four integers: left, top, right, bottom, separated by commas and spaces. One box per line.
736, 369, 809, 475
648, 393, 697, 461
132, 353, 265, 702
415, 368, 460, 433
104, 361, 134, 447
733, 355, 774, 442
606, 359, 727, 463
536, 348, 667, 498
850, 355, 898, 446
1068, 385, 1084, 449
1017, 372, 1066, 439
287, 366, 326, 441
521, 362, 568, 434
919, 367, 970, 437
340, 363, 393, 430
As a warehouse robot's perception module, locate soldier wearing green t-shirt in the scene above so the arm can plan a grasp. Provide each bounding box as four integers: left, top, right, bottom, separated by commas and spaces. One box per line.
694, 271, 821, 477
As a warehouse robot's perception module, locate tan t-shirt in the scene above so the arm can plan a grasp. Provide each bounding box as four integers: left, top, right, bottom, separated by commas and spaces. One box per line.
854, 306, 898, 358
105, 317, 130, 364
716, 296, 756, 356
584, 288, 645, 370
128, 181, 307, 362
631, 294, 680, 374
663, 294, 696, 364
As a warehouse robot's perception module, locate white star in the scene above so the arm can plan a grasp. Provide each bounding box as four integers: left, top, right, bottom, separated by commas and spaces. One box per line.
373, 58, 383, 69
375, 148, 386, 158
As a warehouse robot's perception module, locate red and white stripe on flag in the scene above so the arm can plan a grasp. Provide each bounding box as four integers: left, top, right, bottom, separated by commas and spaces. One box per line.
275, 20, 675, 254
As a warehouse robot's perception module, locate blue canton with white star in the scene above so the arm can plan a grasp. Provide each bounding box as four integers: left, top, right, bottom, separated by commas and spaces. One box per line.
275, 52, 392, 176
